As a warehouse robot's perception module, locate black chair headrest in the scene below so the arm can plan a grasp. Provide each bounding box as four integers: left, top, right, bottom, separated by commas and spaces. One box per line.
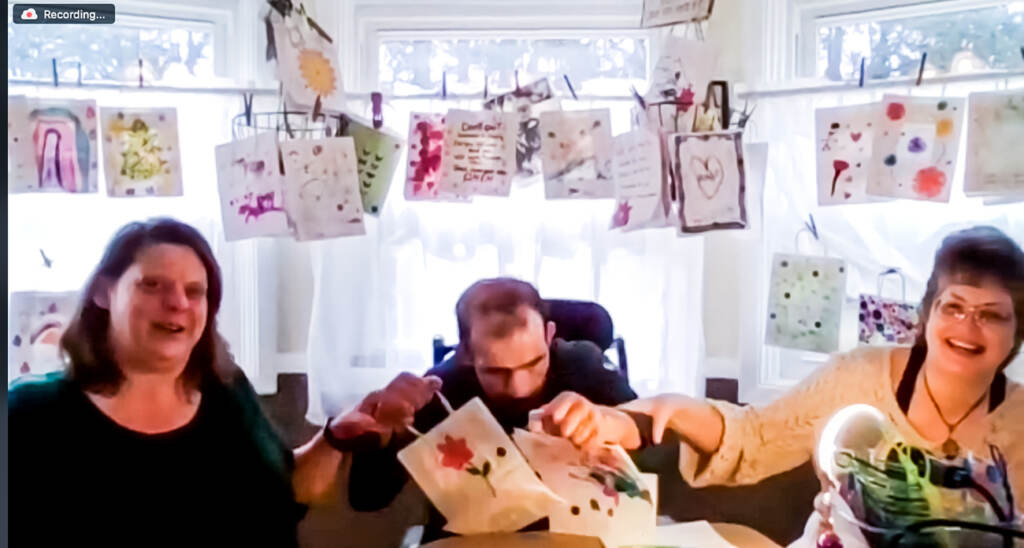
544, 299, 614, 351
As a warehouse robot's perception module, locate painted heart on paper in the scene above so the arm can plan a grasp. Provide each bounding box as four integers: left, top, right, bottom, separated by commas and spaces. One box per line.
689, 155, 725, 199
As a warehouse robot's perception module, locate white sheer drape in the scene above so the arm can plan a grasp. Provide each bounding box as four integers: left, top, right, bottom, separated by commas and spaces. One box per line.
305, 97, 706, 423
745, 77, 1024, 387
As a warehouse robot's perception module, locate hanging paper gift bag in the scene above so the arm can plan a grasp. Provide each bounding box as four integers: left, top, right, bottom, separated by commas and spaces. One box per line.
397, 397, 561, 535
765, 230, 848, 353
858, 268, 921, 346
8, 291, 79, 380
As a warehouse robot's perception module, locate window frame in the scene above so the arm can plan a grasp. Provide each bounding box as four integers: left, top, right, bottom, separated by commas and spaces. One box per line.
791, 0, 1015, 80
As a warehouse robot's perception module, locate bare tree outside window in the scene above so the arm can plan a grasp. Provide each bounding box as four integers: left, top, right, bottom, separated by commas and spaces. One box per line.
379, 37, 648, 97
817, 3, 1024, 81
7, 15, 214, 84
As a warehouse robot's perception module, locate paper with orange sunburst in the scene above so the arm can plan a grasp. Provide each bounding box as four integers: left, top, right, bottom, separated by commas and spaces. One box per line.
271, 13, 345, 110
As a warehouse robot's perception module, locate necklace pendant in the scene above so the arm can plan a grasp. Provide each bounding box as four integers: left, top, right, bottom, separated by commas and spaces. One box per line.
941, 439, 960, 458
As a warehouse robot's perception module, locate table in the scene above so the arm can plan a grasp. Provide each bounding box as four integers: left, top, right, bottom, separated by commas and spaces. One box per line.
422, 522, 782, 548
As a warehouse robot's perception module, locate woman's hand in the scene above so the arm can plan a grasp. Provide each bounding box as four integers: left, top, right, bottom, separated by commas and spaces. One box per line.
531, 391, 642, 450
619, 394, 724, 453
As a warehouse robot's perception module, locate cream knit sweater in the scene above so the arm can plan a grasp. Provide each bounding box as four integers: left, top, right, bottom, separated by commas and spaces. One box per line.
677, 346, 1023, 516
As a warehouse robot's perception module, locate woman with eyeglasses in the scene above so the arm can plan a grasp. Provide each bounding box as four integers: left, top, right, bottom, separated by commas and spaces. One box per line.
534, 225, 1023, 545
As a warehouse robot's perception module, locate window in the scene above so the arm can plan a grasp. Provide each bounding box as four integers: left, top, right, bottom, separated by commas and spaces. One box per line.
6, 4, 222, 84
802, 1, 1024, 81
378, 34, 649, 97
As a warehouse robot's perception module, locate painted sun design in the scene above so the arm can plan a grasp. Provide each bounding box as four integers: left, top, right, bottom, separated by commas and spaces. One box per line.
297, 49, 337, 97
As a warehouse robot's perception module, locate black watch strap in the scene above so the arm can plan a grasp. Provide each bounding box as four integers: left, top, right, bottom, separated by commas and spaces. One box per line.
322, 418, 384, 453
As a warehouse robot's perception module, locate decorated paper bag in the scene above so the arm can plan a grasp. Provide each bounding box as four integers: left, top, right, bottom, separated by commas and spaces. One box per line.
8, 96, 99, 194
964, 90, 1024, 197
404, 112, 468, 202
539, 109, 615, 199
338, 113, 404, 215
483, 78, 561, 181
766, 253, 847, 353
269, 9, 344, 112
101, 107, 183, 197
439, 109, 518, 197
672, 130, 747, 233
611, 128, 669, 231
279, 137, 365, 241
643, 37, 717, 132
641, 0, 714, 28
815, 104, 877, 205
858, 268, 920, 346
214, 133, 291, 241
513, 429, 657, 548
8, 291, 79, 380
397, 398, 560, 535
867, 95, 964, 202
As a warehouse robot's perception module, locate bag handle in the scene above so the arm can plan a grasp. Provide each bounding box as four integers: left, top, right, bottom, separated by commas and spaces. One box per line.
794, 227, 829, 257
876, 267, 907, 301
405, 391, 455, 437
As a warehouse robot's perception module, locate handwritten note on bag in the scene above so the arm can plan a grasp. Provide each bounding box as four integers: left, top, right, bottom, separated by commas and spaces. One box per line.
611, 129, 667, 230
440, 109, 518, 197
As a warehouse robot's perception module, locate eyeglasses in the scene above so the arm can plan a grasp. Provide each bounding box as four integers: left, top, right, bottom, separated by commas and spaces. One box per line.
935, 300, 1015, 328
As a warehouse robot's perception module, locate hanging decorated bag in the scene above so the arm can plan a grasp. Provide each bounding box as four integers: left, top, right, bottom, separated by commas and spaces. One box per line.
858, 268, 921, 346
397, 396, 561, 535
765, 226, 848, 353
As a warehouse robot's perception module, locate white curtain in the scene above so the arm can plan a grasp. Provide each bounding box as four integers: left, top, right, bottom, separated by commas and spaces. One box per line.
305, 97, 706, 423
745, 76, 1024, 386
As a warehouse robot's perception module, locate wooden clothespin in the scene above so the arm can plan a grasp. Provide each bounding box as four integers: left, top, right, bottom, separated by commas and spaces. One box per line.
514, 70, 520, 92
242, 93, 254, 127
51, 58, 59, 87
735, 101, 756, 129
441, 71, 447, 99
858, 58, 865, 88
563, 74, 578, 101
39, 249, 53, 269
483, 78, 489, 101
77, 62, 82, 86
915, 52, 927, 86
333, 113, 349, 137
138, 58, 144, 88
371, 92, 384, 129
312, 95, 324, 122
267, 0, 293, 17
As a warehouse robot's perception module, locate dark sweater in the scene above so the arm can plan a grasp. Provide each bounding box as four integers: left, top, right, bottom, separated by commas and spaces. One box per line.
8, 370, 306, 547
348, 338, 637, 542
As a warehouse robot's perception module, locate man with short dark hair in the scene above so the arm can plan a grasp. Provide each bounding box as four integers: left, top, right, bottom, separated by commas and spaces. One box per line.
332, 277, 639, 541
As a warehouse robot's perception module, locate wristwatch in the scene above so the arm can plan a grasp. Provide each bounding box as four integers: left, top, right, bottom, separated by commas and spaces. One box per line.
322, 417, 384, 453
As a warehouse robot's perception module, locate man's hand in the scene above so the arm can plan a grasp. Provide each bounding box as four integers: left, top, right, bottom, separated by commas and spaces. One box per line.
329, 373, 443, 445
531, 391, 641, 450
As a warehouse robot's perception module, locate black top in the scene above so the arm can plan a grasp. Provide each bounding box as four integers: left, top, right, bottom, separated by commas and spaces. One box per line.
348, 338, 637, 541
8, 370, 306, 547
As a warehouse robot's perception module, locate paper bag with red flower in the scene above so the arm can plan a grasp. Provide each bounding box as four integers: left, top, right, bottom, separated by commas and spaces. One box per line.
397, 397, 561, 535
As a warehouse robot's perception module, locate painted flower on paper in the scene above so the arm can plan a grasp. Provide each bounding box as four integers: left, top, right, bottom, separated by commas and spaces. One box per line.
437, 434, 496, 496
298, 49, 337, 97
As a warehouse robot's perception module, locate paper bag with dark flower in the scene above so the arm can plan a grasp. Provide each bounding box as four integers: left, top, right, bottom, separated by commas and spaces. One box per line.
397, 397, 561, 535
513, 429, 658, 548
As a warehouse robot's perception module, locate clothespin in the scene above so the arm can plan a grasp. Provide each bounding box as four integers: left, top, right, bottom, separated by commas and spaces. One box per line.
242, 93, 254, 127
915, 52, 927, 86
804, 214, 819, 241
514, 70, 520, 92
282, 107, 295, 139
1019, 46, 1023, 64
267, 0, 293, 17
563, 74, 578, 101
371, 92, 384, 129
39, 249, 53, 269
138, 58, 144, 88
264, 13, 277, 61
483, 78, 489, 101
441, 71, 447, 99
858, 58, 865, 88
51, 58, 59, 87
312, 95, 324, 121
736, 101, 756, 129
77, 62, 82, 86
630, 85, 647, 111
333, 113, 349, 137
